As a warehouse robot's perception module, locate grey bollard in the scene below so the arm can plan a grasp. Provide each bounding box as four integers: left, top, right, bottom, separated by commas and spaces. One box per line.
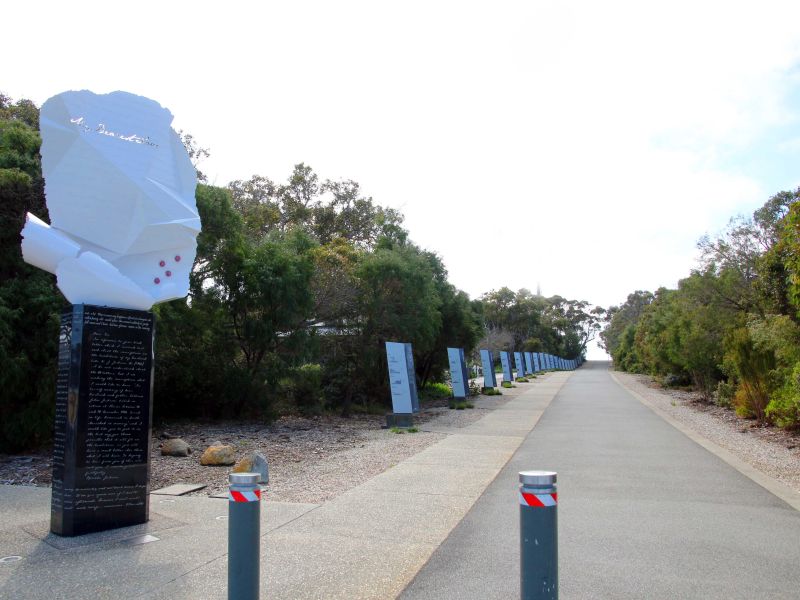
229, 472, 261, 600
519, 471, 558, 600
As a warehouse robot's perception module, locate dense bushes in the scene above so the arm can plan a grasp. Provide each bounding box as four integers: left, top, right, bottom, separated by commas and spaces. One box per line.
283, 364, 325, 415
0, 95, 62, 451
602, 189, 800, 429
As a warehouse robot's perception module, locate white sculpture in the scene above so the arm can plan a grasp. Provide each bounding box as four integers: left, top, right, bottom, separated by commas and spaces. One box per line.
21, 90, 200, 311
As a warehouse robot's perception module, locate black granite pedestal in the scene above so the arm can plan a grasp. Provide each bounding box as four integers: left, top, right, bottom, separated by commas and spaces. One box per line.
51, 304, 155, 536
385, 413, 414, 428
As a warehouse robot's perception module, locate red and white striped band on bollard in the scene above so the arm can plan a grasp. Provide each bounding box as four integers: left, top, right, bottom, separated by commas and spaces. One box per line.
228, 472, 261, 600
229, 489, 262, 502
519, 471, 558, 599
519, 490, 557, 507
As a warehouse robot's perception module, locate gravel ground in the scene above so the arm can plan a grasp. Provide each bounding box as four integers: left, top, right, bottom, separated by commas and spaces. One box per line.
614, 371, 800, 494
0, 392, 511, 504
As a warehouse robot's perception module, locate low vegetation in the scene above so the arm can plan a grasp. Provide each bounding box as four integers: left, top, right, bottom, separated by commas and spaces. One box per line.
420, 382, 452, 401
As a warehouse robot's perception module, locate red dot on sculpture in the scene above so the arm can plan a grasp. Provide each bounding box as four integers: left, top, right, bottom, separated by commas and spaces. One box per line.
165, 270, 172, 277
154, 277, 161, 284
159, 260, 166, 267
174, 255, 181, 262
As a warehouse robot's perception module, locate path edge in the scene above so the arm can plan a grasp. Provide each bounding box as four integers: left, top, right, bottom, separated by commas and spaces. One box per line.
609, 369, 800, 512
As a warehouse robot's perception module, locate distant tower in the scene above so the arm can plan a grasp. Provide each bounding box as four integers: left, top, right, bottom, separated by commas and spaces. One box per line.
536, 283, 542, 297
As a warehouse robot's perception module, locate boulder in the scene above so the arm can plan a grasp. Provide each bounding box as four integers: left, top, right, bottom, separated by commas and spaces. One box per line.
161, 438, 191, 457
232, 452, 269, 483
199, 444, 236, 466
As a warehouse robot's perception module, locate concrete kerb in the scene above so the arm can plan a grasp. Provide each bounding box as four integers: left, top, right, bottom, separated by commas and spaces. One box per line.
609, 370, 800, 513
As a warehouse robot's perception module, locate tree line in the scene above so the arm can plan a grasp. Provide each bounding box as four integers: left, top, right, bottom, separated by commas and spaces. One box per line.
601, 189, 800, 429
0, 93, 598, 452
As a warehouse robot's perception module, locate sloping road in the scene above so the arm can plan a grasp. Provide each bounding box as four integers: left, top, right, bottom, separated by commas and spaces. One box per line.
400, 362, 800, 599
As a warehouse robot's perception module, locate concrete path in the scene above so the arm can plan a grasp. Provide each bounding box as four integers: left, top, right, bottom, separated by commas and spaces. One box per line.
0, 372, 569, 599
399, 362, 800, 599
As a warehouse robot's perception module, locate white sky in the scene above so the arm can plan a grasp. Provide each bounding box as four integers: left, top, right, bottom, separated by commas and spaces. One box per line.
5, 1, 800, 358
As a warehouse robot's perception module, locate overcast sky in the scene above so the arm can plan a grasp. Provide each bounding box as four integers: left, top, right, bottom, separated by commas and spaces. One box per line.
6, 1, 800, 358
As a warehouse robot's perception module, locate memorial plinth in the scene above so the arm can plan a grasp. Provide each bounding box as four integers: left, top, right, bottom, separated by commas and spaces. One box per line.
448, 347, 469, 399
524, 352, 534, 375
480, 349, 497, 388
500, 351, 513, 382
514, 352, 525, 379
386, 341, 419, 428
51, 304, 155, 536
22, 90, 197, 538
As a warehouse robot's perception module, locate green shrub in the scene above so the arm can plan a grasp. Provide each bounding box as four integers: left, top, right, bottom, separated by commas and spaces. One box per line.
515, 377, 529, 383
482, 387, 501, 396
284, 363, 324, 415
765, 362, 800, 428
0, 275, 61, 452
724, 328, 773, 422
749, 316, 800, 429
421, 382, 452, 401
501, 381, 514, 388
714, 380, 736, 408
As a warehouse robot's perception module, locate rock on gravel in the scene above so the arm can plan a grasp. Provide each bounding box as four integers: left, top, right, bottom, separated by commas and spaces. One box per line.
199, 444, 236, 466
161, 438, 191, 456
233, 452, 269, 483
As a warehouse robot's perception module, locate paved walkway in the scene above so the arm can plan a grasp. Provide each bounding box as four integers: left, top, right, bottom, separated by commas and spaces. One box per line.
399, 362, 800, 599
0, 372, 569, 599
